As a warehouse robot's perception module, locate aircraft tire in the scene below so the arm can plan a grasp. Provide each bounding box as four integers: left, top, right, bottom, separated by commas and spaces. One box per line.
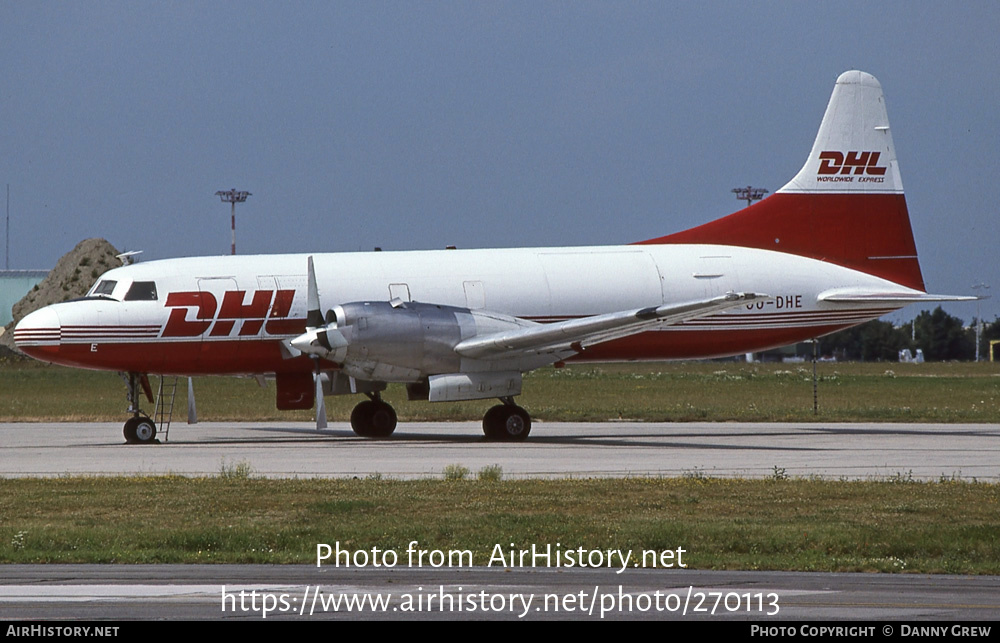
369, 401, 397, 437
482, 405, 506, 440
350, 401, 376, 437
500, 405, 531, 441
123, 418, 138, 443
351, 400, 397, 437
483, 404, 531, 441
123, 416, 157, 445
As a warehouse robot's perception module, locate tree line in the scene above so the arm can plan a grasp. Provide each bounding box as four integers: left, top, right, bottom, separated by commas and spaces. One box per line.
819, 306, 999, 362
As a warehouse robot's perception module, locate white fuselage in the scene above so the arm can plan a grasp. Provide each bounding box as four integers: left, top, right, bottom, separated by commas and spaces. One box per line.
15, 242, 904, 376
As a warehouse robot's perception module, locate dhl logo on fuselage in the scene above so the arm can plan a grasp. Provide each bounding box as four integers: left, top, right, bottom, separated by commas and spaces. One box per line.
817, 151, 887, 181
162, 290, 304, 338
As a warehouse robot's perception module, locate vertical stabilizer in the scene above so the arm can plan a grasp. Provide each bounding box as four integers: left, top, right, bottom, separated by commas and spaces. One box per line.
781, 70, 903, 195
640, 70, 925, 292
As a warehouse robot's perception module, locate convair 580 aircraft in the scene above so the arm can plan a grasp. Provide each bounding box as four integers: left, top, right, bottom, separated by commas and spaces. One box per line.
15, 71, 969, 443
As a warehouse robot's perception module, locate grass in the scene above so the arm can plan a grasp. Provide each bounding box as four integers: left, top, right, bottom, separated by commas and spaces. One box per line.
1, 359, 999, 423
477, 464, 503, 483
442, 464, 470, 481
0, 475, 996, 572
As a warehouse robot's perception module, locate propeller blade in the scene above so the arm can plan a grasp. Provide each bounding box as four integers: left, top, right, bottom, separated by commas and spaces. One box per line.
306, 255, 324, 329
315, 371, 328, 429
187, 377, 197, 424
305, 256, 334, 430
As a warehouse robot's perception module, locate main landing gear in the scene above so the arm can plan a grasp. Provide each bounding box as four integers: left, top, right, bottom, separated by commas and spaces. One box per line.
346, 393, 532, 441
350, 392, 398, 437
482, 397, 531, 441
119, 372, 159, 445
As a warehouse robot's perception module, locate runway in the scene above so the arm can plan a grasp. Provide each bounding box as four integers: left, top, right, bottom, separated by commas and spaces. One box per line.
0, 420, 997, 480
2, 564, 999, 621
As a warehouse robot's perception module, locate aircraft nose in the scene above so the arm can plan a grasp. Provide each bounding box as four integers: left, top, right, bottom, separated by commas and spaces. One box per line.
13, 306, 62, 358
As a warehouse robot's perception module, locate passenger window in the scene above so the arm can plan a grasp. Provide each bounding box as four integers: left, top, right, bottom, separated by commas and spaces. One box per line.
124, 281, 158, 301
93, 280, 117, 296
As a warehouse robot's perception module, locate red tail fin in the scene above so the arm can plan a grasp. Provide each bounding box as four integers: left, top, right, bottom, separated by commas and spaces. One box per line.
639, 71, 925, 292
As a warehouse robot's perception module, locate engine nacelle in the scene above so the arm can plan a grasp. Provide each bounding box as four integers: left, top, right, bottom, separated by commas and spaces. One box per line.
327, 301, 533, 382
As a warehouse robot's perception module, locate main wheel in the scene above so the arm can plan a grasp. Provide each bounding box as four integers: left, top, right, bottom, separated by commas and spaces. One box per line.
369, 401, 398, 437
350, 401, 376, 437
350, 400, 398, 437
499, 405, 531, 441
482, 404, 531, 441
482, 404, 507, 440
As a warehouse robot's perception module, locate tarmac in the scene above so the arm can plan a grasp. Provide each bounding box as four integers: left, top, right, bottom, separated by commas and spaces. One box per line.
0, 420, 997, 480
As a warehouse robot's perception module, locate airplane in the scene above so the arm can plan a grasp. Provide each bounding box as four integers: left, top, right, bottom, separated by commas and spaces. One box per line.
14, 70, 972, 444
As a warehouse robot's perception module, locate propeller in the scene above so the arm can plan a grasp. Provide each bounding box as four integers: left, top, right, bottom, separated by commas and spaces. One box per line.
289, 256, 348, 361
289, 256, 347, 430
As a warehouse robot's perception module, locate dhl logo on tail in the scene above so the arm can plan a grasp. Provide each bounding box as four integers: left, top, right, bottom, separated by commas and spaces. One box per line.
817, 151, 887, 176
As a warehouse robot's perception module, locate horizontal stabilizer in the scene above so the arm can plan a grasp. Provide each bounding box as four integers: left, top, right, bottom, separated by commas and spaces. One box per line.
818, 288, 980, 304
455, 292, 768, 360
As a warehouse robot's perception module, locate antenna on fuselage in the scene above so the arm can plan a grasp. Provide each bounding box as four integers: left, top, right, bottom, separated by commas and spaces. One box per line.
116, 251, 143, 266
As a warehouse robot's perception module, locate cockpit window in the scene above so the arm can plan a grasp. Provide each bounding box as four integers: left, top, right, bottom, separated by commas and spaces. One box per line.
124, 281, 158, 301
93, 280, 117, 296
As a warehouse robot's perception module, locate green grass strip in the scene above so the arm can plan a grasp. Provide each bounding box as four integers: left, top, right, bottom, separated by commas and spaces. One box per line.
2, 360, 999, 423
1, 476, 997, 573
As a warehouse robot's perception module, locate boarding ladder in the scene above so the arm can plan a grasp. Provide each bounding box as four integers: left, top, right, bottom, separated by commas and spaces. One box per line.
153, 376, 178, 442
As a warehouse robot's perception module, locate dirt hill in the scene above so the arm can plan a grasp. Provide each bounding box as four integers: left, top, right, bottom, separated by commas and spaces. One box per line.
1, 238, 121, 357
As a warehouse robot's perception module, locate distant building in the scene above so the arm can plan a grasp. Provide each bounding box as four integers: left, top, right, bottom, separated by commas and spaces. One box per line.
0, 270, 48, 327
756, 341, 833, 363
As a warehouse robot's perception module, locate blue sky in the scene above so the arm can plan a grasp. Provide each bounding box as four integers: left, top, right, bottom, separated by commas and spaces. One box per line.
2, 2, 997, 322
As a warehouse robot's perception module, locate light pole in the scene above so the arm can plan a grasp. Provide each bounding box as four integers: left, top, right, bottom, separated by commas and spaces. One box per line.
216, 189, 251, 255
732, 186, 768, 208
732, 186, 768, 364
5, 184, 9, 270
972, 282, 990, 361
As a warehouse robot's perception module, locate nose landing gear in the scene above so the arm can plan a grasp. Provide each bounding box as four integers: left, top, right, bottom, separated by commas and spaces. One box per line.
119, 372, 160, 445
123, 415, 157, 444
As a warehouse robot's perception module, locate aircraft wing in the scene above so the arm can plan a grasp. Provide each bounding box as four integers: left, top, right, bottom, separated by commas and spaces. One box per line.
817, 288, 980, 304
454, 291, 768, 360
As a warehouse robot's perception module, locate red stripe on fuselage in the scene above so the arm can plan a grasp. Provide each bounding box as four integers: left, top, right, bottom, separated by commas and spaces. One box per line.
20, 338, 315, 374
21, 323, 854, 375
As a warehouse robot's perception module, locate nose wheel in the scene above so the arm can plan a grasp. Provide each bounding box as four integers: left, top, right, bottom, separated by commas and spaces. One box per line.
123, 415, 158, 444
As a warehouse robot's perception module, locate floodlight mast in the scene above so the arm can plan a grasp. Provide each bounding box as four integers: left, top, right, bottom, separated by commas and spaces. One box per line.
215, 189, 251, 255
726, 186, 766, 367
732, 186, 768, 208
